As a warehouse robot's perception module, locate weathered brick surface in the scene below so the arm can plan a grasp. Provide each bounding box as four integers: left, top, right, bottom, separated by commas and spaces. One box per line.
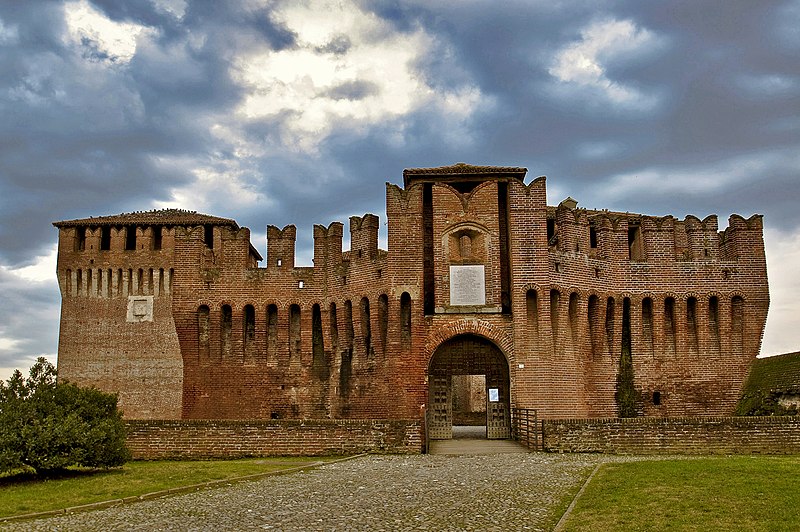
125, 419, 422, 459
53, 164, 769, 423
541, 417, 800, 454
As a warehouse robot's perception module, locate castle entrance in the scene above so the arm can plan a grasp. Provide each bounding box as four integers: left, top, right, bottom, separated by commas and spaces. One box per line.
427, 334, 510, 440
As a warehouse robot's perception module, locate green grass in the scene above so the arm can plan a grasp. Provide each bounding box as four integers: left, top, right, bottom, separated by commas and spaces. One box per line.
562, 456, 800, 531
0, 457, 332, 519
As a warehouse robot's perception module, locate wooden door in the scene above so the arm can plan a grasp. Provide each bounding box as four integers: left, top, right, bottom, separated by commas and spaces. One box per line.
428, 374, 452, 440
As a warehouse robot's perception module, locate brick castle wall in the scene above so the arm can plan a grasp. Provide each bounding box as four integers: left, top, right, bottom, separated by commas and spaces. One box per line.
125, 419, 422, 459
541, 416, 800, 454
54, 164, 770, 422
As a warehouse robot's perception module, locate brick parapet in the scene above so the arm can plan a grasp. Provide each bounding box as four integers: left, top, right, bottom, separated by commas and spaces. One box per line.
541, 416, 800, 454
125, 418, 423, 459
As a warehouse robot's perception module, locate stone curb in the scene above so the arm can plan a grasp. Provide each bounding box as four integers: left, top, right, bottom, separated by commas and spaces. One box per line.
553, 462, 602, 531
0, 454, 367, 524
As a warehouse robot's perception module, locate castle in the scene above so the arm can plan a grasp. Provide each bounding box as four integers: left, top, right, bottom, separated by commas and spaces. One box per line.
54, 164, 769, 440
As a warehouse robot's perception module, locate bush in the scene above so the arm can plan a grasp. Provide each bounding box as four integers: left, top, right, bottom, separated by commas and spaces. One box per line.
0, 357, 130, 474
736, 390, 799, 416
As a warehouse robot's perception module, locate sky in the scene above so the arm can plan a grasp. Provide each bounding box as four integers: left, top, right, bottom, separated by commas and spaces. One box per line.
1, 0, 799, 379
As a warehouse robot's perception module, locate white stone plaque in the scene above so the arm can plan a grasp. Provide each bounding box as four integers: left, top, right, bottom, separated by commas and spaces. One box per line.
449, 265, 485, 306
127, 295, 154, 323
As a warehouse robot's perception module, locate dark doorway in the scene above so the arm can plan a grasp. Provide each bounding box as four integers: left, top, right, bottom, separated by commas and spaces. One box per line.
427, 335, 510, 440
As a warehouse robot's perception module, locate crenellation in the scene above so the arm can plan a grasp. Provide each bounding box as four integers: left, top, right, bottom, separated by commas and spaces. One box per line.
54, 164, 769, 428
267, 224, 296, 270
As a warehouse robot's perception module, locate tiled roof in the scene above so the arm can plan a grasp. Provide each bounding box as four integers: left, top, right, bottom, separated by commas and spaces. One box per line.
53, 209, 239, 228
402, 163, 527, 186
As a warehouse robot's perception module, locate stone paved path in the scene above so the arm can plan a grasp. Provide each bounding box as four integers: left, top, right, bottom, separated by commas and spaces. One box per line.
2, 453, 646, 531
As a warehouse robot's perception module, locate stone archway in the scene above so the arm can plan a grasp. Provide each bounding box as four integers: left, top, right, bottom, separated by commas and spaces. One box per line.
427, 334, 510, 440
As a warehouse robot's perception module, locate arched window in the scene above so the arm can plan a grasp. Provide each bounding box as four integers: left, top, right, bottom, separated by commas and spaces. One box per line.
642, 297, 654, 356
664, 297, 676, 357
266, 304, 278, 361
709, 296, 721, 352
568, 292, 579, 345
243, 305, 256, 362
400, 292, 412, 345
687, 297, 698, 354
329, 302, 339, 352
605, 297, 615, 356
198, 305, 210, 360
221, 304, 232, 359
378, 294, 389, 355
361, 297, 372, 358
289, 304, 301, 360
526, 290, 539, 349
312, 304, 327, 377
344, 300, 354, 355
731, 296, 744, 355
550, 289, 560, 355
588, 295, 600, 357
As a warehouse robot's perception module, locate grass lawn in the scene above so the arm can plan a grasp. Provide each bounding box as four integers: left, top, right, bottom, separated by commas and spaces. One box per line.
562, 456, 800, 531
0, 457, 333, 519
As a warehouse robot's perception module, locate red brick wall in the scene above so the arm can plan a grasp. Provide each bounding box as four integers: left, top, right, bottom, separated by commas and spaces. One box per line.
55, 165, 769, 423
125, 419, 422, 459
541, 417, 800, 454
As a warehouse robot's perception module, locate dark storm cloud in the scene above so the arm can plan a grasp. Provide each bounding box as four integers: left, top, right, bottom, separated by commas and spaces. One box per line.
0, 1, 298, 267
362, 1, 800, 226
1, 0, 798, 371
323, 80, 379, 101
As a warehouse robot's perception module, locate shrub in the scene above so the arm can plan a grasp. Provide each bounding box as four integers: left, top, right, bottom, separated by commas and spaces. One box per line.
0, 357, 130, 474
736, 390, 799, 416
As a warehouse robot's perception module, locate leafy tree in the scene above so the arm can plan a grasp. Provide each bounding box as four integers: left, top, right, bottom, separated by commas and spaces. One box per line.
615, 299, 638, 417
0, 357, 130, 474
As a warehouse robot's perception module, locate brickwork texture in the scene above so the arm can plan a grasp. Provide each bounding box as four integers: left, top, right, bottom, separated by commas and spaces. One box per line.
54, 164, 769, 427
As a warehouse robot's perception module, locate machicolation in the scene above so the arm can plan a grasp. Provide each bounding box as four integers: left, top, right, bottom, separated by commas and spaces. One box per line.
54, 164, 769, 442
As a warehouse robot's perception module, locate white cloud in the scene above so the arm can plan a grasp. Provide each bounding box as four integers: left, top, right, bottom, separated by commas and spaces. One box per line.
64, 0, 156, 64
152, 0, 187, 20
593, 149, 800, 201
0, 16, 19, 44
548, 18, 663, 109
761, 226, 800, 356
735, 73, 798, 99
152, 157, 272, 214
5, 246, 58, 283
232, 0, 485, 152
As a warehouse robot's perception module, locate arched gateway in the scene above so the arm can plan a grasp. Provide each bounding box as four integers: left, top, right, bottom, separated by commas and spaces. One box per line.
427, 334, 510, 440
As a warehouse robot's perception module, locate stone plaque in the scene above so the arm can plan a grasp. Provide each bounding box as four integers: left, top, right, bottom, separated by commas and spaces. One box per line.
127, 295, 154, 323
449, 265, 485, 306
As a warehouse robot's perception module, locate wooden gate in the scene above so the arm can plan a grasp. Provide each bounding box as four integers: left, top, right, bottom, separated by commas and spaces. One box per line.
427, 334, 510, 441
428, 375, 453, 440
486, 372, 510, 439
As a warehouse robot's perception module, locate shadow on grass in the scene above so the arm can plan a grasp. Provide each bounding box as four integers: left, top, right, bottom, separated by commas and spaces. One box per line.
0, 466, 124, 486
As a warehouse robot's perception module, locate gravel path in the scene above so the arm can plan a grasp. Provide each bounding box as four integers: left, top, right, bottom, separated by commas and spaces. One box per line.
3, 453, 646, 531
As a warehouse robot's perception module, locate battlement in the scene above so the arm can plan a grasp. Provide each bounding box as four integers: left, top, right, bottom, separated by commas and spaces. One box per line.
54, 164, 770, 423
543, 202, 764, 265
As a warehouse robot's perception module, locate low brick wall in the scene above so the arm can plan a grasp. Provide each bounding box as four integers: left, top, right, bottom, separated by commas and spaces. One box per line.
126, 419, 423, 459
541, 416, 800, 454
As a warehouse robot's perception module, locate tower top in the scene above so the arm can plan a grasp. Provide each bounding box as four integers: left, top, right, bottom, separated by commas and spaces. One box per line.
53, 209, 239, 228
402, 163, 527, 188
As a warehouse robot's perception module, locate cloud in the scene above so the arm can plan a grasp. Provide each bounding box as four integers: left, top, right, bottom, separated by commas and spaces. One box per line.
547, 18, 665, 110
1, 0, 800, 376
64, 0, 156, 64
0, 256, 61, 380
761, 226, 800, 356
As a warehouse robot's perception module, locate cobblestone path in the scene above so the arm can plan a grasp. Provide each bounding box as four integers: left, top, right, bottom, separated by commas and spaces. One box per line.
3, 453, 642, 531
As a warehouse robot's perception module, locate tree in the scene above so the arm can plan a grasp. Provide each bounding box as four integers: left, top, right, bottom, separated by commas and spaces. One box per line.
0, 357, 130, 474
